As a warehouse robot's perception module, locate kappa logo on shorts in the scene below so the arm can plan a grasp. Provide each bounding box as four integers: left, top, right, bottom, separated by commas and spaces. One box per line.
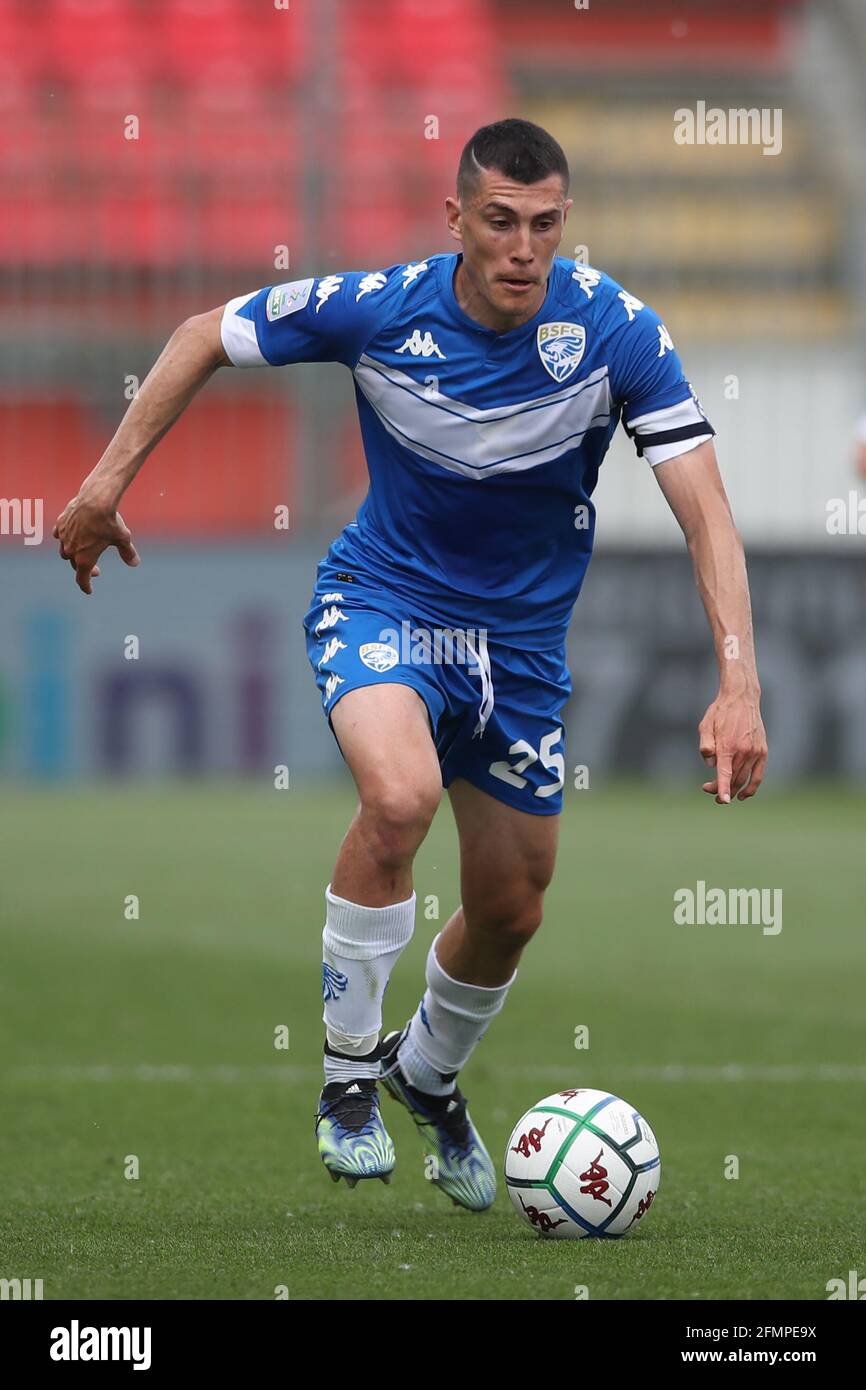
318, 636, 347, 668
315, 604, 348, 634
537, 322, 587, 382
359, 642, 399, 673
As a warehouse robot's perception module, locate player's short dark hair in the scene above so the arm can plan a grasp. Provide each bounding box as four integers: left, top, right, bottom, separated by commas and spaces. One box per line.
457, 119, 570, 202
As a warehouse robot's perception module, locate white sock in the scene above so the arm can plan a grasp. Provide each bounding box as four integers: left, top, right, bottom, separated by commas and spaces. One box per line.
398, 933, 516, 1096
322, 883, 416, 1084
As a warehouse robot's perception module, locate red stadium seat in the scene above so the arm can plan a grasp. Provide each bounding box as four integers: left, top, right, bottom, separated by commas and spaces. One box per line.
326, 197, 414, 265
494, 0, 797, 71
0, 398, 100, 523
0, 113, 54, 189
197, 195, 303, 268
161, 0, 305, 82
123, 394, 298, 535
336, 0, 402, 83
88, 194, 196, 266
390, 0, 492, 77
0, 193, 91, 265
0, 393, 296, 538
41, 0, 158, 80
343, 119, 403, 179
64, 102, 159, 185
0, 1, 42, 78
179, 79, 299, 182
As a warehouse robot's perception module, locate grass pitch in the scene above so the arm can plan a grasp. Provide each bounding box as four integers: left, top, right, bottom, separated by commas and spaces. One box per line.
1, 780, 864, 1300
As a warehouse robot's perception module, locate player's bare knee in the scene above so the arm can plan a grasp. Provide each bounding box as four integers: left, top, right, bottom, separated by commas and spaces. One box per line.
499, 913, 543, 955
359, 781, 441, 868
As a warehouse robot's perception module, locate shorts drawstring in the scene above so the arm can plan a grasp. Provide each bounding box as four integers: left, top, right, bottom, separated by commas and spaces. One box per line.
465, 632, 494, 738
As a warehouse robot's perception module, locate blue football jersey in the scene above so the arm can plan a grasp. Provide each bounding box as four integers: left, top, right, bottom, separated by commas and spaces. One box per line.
221, 254, 713, 649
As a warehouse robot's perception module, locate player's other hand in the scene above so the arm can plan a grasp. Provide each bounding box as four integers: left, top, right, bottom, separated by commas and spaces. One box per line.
53, 490, 140, 595
698, 689, 767, 804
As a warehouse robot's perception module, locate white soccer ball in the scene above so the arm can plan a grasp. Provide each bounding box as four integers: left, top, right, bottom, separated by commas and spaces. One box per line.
504, 1087, 660, 1239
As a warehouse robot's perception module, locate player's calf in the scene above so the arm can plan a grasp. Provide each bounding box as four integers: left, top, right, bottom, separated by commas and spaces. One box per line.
465, 891, 545, 959
314, 684, 444, 1183
437, 882, 548, 989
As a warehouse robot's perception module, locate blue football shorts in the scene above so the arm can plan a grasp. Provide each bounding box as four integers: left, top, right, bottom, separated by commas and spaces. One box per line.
302, 561, 573, 816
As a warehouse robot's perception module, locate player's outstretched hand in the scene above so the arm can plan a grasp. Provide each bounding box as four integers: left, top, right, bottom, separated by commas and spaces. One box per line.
53, 491, 140, 595
698, 691, 767, 804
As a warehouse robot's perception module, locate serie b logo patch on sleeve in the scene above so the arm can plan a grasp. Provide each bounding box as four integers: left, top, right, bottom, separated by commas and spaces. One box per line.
266, 278, 314, 321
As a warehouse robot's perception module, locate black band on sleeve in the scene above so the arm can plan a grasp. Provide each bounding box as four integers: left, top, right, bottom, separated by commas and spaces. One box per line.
628, 420, 715, 458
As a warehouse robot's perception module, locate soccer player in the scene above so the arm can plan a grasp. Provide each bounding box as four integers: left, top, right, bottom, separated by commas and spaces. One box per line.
54, 118, 767, 1210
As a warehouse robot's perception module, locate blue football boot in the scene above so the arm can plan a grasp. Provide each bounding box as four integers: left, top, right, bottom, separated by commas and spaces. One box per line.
380, 1026, 496, 1211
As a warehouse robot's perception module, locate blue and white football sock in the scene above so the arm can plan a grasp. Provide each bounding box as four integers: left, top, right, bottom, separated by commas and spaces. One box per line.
322, 883, 416, 1085
398, 933, 516, 1096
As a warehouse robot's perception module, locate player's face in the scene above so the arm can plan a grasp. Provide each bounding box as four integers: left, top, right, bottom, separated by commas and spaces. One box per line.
446, 170, 572, 330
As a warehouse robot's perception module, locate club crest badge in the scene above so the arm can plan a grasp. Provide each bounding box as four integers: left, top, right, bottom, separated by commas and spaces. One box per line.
537, 322, 587, 382
359, 642, 399, 673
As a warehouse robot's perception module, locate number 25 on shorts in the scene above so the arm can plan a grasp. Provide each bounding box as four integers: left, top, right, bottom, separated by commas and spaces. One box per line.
489, 729, 565, 798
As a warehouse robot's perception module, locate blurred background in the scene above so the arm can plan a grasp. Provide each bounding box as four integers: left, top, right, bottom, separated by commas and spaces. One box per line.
2, 0, 865, 783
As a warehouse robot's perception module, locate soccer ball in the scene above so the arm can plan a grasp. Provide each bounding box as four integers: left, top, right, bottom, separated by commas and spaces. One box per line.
504, 1087, 660, 1239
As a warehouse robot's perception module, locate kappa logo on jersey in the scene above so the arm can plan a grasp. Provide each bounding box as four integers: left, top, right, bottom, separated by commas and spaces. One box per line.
356, 272, 388, 301
315, 275, 344, 312
359, 642, 399, 672
572, 265, 602, 299
537, 322, 587, 382
401, 261, 429, 289
618, 289, 645, 322
266, 278, 314, 321
396, 329, 445, 359
657, 323, 674, 357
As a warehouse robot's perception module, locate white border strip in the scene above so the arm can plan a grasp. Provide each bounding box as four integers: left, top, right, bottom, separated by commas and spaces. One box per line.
4, 1063, 865, 1084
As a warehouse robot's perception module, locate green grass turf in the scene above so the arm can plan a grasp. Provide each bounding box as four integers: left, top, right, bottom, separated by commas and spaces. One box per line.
1, 780, 864, 1300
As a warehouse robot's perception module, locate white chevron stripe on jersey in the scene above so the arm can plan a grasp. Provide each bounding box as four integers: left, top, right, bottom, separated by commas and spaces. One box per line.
353, 355, 612, 479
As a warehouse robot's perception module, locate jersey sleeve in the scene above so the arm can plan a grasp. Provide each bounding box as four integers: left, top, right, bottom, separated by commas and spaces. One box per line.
601, 287, 715, 466
220, 269, 394, 370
